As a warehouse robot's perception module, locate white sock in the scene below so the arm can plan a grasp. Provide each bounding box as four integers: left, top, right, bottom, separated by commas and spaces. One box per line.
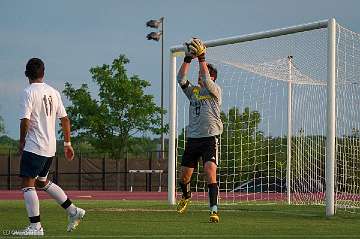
43, 181, 77, 215
22, 187, 41, 229
210, 205, 218, 213
66, 204, 77, 216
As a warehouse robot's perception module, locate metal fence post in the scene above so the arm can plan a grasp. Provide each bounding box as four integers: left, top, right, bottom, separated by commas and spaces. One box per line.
116, 159, 120, 191
7, 149, 11, 190
102, 156, 106, 191
78, 153, 82, 191
124, 152, 128, 191
148, 152, 152, 191
159, 172, 162, 192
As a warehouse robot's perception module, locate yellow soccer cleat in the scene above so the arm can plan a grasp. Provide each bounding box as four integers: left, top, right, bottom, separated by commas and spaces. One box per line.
209, 211, 219, 223
176, 197, 190, 214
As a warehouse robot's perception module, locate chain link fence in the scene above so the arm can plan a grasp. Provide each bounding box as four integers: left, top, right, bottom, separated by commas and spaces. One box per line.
0, 148, 168, 191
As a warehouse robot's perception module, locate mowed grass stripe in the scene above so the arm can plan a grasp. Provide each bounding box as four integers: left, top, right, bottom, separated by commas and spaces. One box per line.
1, 200, 360, 238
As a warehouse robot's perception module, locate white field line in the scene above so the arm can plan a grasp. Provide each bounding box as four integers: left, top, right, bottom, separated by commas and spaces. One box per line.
88, 207, 320, 217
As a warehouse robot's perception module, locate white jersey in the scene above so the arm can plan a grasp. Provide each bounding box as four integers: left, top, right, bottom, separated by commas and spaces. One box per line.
20, 82, 67, 157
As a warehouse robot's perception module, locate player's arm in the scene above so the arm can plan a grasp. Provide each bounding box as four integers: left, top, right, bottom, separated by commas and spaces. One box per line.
177, 41, 195, 99
19, 118, 30, 154
19, 90, 32, 154
60, 117, 74, 161
57, 92, 74, 161
177, 62, 191, 88
60, 116, 71, 144
192, 38, 221, 100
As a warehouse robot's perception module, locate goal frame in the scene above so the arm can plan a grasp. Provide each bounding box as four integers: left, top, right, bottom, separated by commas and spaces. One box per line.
168, 18, 336, 217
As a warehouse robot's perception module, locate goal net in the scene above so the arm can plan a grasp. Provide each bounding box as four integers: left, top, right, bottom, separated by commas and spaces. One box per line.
169, 19, 360, 214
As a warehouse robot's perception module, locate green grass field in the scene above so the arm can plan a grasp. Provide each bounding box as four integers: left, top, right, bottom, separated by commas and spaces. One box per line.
1, 200, 360, 238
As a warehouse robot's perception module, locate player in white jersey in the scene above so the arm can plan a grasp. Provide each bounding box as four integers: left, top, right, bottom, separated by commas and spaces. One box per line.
13, 58, 85, 236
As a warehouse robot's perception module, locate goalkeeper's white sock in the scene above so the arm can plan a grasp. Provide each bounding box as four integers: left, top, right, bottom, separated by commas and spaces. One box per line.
22, 187, 42, 229
42, 181, 77, 216
210, 205, 218, 213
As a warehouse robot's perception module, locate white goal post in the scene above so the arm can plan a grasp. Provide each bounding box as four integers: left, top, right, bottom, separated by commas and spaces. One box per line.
168, 18, 358, 217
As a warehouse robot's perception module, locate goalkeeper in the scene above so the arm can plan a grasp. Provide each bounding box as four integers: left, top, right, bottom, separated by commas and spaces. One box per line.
176, 38, 223, 223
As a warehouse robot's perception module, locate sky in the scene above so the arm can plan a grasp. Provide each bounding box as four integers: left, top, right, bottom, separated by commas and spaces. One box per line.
1, 0, 360, 139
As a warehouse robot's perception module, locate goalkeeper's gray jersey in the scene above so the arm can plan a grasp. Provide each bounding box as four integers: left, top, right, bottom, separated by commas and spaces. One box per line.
178, 72, 223, 138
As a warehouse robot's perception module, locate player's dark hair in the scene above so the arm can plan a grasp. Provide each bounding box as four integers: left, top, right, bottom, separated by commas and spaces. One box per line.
25, 58, 45, 81
207, 63, 217, 81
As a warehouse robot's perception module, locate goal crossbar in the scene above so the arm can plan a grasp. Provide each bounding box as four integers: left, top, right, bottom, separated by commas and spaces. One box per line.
170, 19, 328, 53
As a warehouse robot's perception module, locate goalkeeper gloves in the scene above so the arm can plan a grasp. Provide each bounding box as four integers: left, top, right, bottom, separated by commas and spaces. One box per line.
183, 38, 206, 63
183, 40, 195, 63
190, 38, 206, 62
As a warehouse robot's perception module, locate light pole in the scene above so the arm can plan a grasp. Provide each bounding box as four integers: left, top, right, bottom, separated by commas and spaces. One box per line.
146, 17, 165, 160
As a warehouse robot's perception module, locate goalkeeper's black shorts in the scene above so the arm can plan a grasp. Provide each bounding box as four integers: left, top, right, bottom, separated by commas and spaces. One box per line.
181, 136, 219, 168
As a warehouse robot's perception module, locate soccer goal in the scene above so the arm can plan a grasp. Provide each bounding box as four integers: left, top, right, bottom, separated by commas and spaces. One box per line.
168, 18, 360, 216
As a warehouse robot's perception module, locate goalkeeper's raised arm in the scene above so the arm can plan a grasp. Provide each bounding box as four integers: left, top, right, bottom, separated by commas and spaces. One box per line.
177, 40, 196, 99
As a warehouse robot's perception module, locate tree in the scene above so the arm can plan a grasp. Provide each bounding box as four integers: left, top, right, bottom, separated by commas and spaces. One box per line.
63, 55, 166, 158
219, 107, 264, 183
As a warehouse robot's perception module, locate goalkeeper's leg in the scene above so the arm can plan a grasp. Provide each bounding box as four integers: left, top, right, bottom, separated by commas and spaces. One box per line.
177, 166, 194, 213
204, 161, 219, 223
